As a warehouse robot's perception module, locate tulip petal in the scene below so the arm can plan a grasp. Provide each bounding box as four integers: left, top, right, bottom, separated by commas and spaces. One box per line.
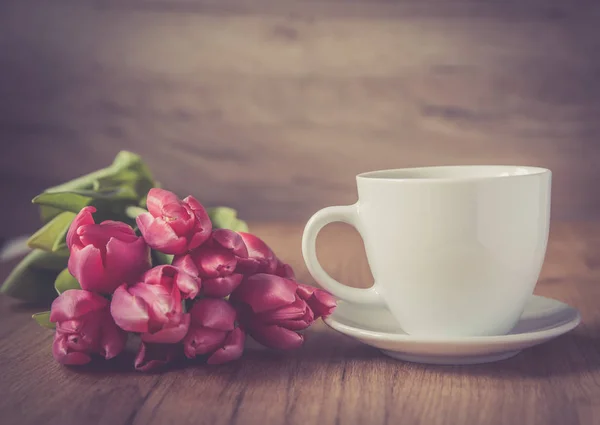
142, 313, 190, 344
65, 319, 101, 351
99, 318, 127, 360
212, 229, 248, 258
99, 220, 139, 242
257, 298, 310, 322
235, 257, 260, 275
129, 279, 181, 328
169, 257, 202, 298
183, 327, 228, 358
273, 319, 312, 331
183, 195, 209, 217
189, 299, 236, 330
230, 274, 298, 313
207, 327, 245, 365
202, 274, 243, 298
188, 231, 211, 251
172, 254, 199, 277
110, 284, 150, 333
77, 224, 111, 248
104, 237, 150, 290
257, 298, 308, 321
137, 212, 188, 255
295, 284, 314, 300
275, 260, 296, 280
134, 341, 179, 372
251, 302, 314, 331
296, 284, 337, 319
79, 222, 137, 247
147, 188, 197, 236
163, 203, 195, 235
183, 196, 212, 250
146, 188, 181, 217
55, 319, 84, 334
237, 232, 277, 274
140, 264, 172, 286
52, 334, 92, 365
248, 324, 304, 350
191, 246, 237, 278
50, 289, 108, 323
66, 206, 96, 249
68, 244, 107, 293
174, 269, 201, 299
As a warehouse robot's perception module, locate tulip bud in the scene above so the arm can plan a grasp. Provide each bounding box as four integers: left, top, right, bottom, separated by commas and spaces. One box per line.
274, 259, 296, 280
66, 207, 150, 294
183, 298, 245, 364
230, 274, 316, 350
236, 232, 278, 275
172, 229, 248, 298
296, 284, 336, 319
136, 188, 212, 255
143, 264, 201, 300
50, 289, 127, 365
110, 266, 190, 344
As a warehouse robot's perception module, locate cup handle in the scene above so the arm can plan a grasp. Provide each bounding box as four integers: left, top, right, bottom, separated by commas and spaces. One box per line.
302, 204, 384, 305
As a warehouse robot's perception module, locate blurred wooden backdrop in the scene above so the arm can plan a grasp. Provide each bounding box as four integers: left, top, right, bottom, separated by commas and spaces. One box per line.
1, 0, 600, 237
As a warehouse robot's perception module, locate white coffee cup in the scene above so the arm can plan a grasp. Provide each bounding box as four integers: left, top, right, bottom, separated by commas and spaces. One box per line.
302, 165, 551, 337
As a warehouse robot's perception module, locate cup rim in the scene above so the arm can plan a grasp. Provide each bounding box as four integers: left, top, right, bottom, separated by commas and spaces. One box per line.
356, 165, 551, 182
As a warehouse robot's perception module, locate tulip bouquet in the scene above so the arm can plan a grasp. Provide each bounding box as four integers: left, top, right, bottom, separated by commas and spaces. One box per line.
1, 151, 335, 371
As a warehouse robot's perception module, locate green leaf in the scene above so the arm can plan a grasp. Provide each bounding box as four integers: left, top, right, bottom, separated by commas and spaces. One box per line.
26, 250, 69, 271
208, 207, 249, 232
32, 191, 91, 212
152, 250, 173, 266
92, 170, 140, 191
32, 187, 138, 213
42, 150, 155, 196
32, 312, 55, 329
39, 205, 63, 223
110, 151, 155, 195
27, 211, 76, 253
54, 268, 81, 294
111, 150, 145, 170
93, 169, 154, 202
51, 233, 70, 256
0, 250, 65, 301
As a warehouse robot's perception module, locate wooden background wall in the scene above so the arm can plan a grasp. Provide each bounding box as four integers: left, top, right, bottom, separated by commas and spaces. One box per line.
1, 0, 600, 237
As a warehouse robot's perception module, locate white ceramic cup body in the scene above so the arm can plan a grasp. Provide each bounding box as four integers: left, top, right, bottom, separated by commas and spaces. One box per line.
302, 165, 551, 337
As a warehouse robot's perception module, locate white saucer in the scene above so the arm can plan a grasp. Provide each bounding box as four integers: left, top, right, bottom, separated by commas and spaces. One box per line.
324, 295, 581, 365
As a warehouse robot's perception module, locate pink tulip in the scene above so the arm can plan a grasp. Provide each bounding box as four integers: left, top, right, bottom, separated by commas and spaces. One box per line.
144, 264, 200, 300
183, 298, 245, 364
173, 229, 247, 298
66, 206, 150, 294
135, 342, 181, 372
50, 289, 127, 365
230, 274, 317, 350
296, 284, 337, 319
274, 259, 296, 280
110, 266, 190, 343
236, 232, 278, 275
136, 188, 212, 255
210, 228, 249, 257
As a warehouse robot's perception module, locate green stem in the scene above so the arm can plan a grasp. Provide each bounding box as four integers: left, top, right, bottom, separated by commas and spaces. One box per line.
45, 167, 117, 193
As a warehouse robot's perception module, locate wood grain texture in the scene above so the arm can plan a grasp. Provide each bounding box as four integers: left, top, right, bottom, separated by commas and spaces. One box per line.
1, 221, 600, 425
2, 0, 600, 238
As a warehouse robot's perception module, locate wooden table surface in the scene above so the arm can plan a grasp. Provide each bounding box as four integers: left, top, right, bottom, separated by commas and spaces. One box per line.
1, 221, 599, 425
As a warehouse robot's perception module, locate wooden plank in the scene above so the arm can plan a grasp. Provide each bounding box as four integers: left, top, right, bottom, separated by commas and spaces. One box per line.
0, 221, 599, 425
1, 0, 599, 239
